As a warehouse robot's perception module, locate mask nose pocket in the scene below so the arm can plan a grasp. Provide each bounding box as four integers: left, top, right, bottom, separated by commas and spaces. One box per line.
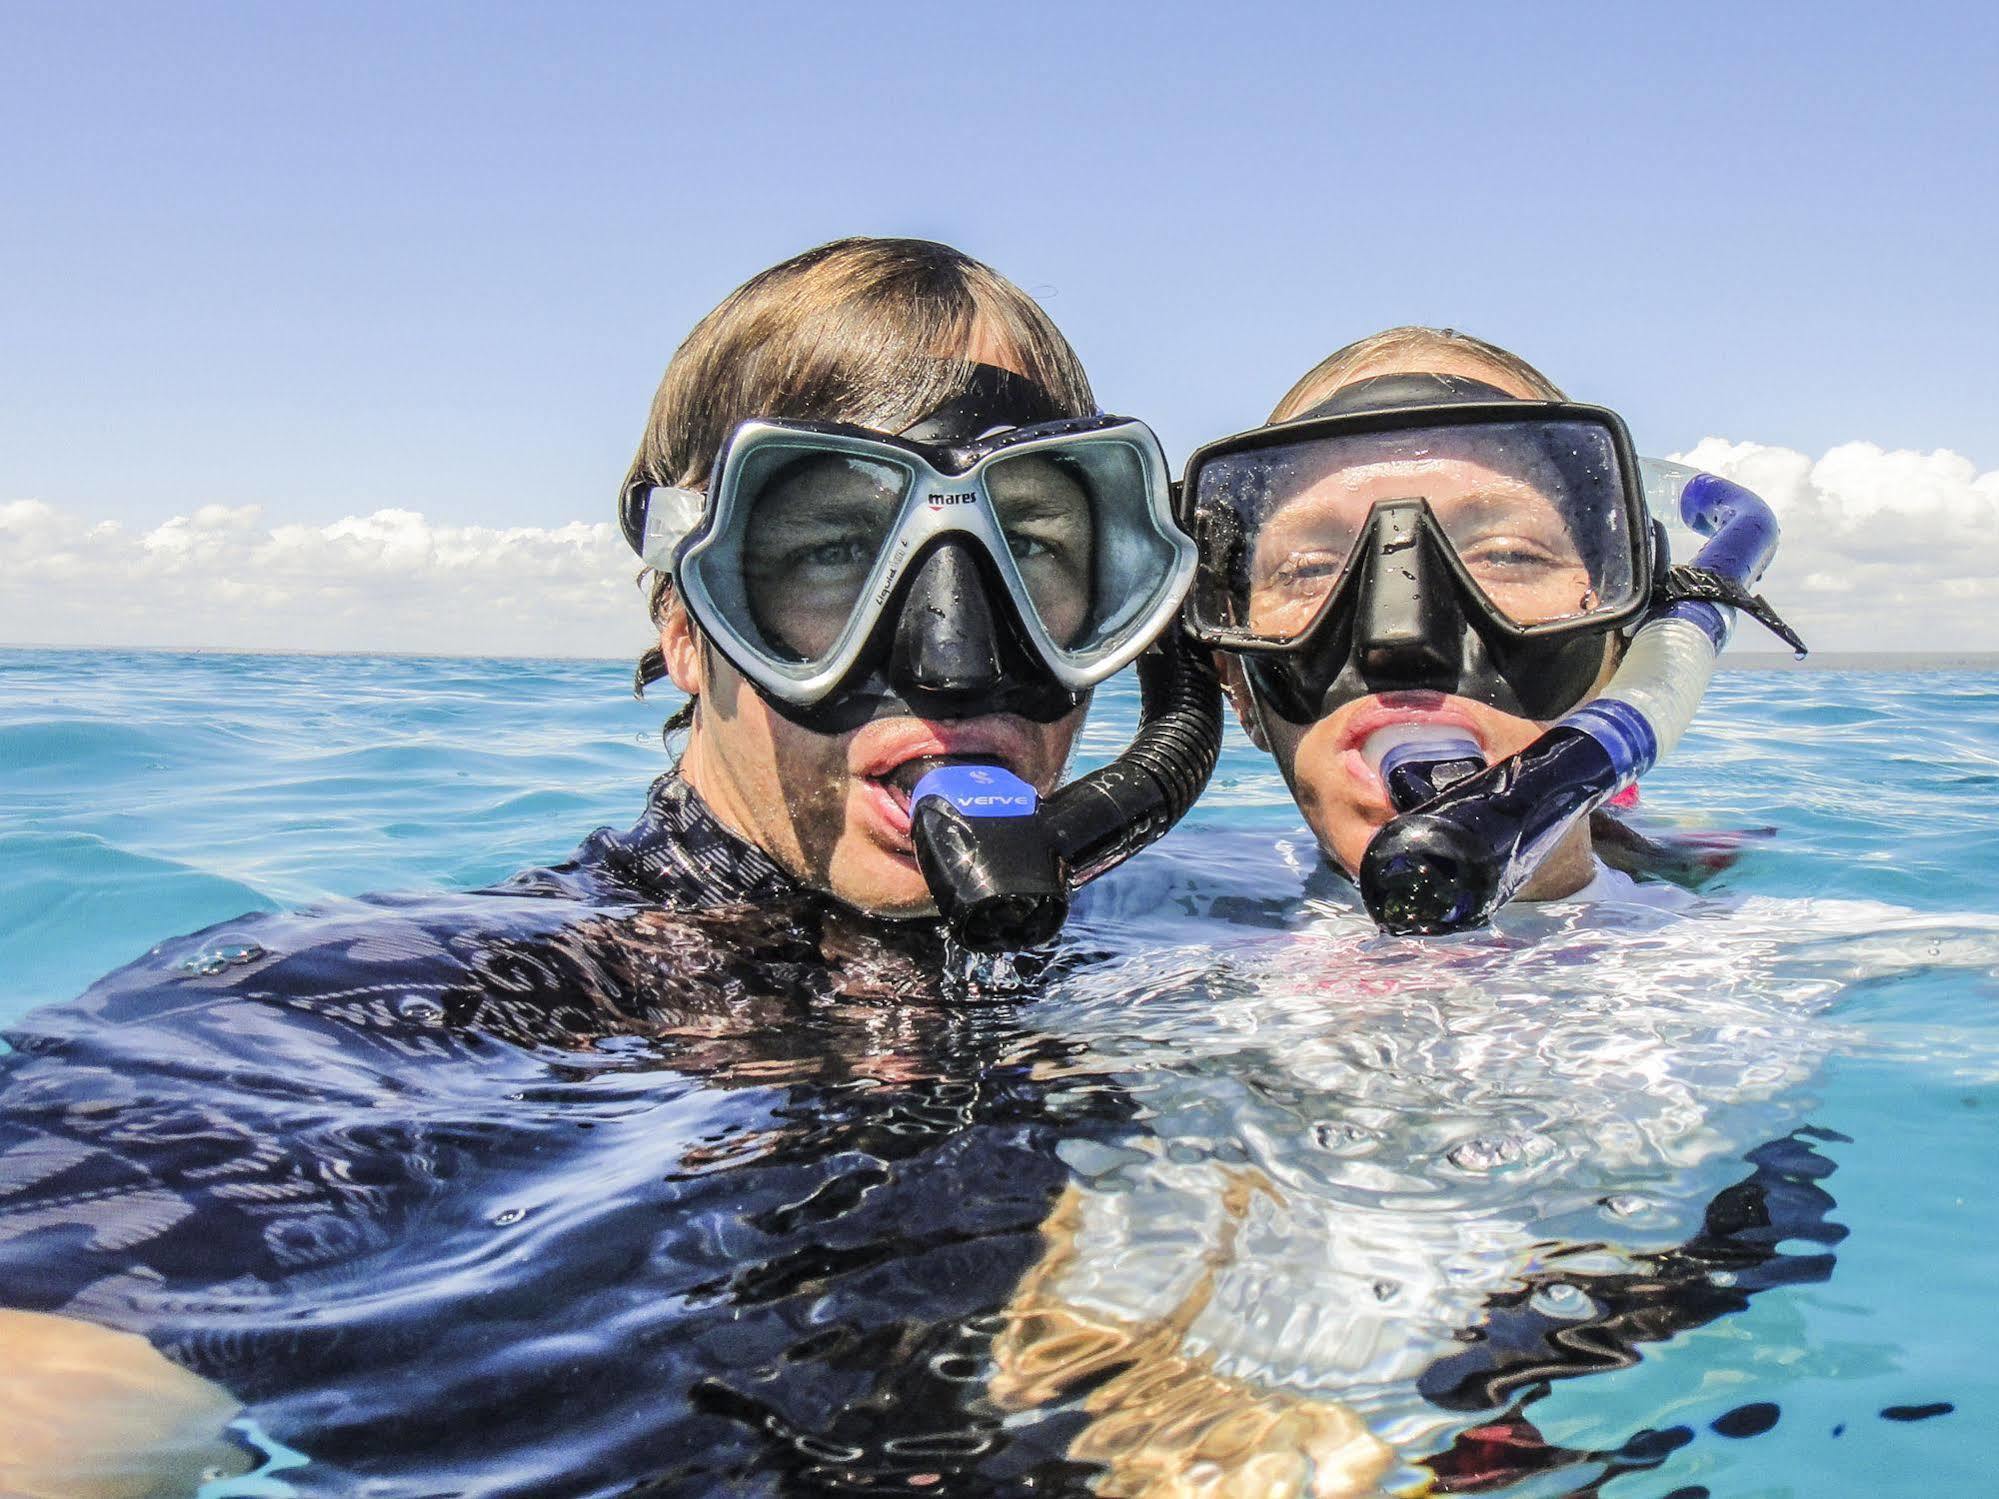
891, 541, 1006, 694
1353, 501, 1462, 692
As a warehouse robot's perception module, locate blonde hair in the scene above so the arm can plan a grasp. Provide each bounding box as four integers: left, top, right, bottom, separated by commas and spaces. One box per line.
629, 238, 1095, 694
1269, 325, 1564, 423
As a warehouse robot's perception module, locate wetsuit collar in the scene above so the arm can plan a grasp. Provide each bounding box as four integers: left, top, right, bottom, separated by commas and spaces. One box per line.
608, 774, 802, 908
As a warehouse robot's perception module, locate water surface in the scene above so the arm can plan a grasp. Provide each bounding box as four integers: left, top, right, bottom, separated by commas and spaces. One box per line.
2, 646, 1993, 1497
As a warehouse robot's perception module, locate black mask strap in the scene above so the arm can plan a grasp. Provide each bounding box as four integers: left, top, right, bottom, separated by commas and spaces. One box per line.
898, 363, 1063, 444
1295, 371, 1518, 420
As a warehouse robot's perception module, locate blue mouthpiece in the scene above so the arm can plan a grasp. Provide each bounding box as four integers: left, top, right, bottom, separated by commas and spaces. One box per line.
909, 764, 1039, 819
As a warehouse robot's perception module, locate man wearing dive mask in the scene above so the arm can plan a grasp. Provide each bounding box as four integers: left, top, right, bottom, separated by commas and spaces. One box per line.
623, 352, 1188, 919
0, 238, 1195, 1495
1181, 327, 1652, 898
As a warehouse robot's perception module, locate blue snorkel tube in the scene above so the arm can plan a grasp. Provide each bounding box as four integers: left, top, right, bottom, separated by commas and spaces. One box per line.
1358, 465, 1798, 935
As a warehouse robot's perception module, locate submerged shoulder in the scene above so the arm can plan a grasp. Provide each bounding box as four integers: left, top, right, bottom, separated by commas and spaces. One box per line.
3, 887, 617, 1060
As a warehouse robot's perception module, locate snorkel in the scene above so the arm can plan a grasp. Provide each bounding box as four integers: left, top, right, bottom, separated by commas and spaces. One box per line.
909, 630, 1221, 950
1358, 464, 1800, 934
623, 363, 1223, 954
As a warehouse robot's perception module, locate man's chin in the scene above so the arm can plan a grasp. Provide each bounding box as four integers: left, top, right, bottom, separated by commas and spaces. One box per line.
827, 846, 938, 921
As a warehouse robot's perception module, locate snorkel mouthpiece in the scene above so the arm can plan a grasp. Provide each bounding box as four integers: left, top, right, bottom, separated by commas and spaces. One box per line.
911, 635, 1224, 952
1360, 470, 1793, 935
1375, 732, 1486, 812
911, 766, 1068, 950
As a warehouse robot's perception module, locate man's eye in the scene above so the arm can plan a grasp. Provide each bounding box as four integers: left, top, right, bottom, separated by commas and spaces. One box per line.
797, 538, 872, 568
1008, 533, 1053, 560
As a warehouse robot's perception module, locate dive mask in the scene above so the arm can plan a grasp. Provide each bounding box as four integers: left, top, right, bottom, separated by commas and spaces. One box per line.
1179, 374, 1660, 723
622, 366, 1193, 733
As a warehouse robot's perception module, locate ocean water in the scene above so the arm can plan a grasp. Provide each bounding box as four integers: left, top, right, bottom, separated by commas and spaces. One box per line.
2, 645, 1995, 1497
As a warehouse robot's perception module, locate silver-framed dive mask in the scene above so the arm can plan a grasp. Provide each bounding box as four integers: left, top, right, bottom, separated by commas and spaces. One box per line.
620, 367, 1195, 733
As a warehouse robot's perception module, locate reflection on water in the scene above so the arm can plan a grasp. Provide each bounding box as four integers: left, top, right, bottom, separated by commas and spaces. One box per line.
2, 894, 1136, 1496
4, 651, 1999, 1496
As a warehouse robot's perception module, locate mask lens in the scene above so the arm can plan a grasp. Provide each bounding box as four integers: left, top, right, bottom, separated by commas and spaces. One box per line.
982, 439, 1182, 663
737, 450, 910, 663
982, 451, 1095, 647
1189, 417, 1638, 640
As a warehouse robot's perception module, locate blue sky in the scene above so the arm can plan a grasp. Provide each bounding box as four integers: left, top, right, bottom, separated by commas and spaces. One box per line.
4, 2, 1995, 652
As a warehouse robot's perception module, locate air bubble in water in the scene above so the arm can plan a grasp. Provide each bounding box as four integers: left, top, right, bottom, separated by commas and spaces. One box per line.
1530, 1282, 1592, 1318
1311, 1120, 1377, 1155
395, 994, 446, 1024
1447, 1131, 1549, 1173
493, 1207, 525, 1226
178, 940, 266, 976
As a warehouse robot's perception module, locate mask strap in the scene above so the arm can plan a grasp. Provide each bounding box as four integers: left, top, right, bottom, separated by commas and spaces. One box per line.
897, 363, 1064, 443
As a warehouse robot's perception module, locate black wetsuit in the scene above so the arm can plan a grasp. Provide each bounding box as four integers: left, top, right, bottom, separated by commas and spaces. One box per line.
0, 776, 1121, 1497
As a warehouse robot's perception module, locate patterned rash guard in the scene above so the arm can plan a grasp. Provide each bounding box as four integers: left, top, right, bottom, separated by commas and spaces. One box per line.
0, 776, 1124, 1498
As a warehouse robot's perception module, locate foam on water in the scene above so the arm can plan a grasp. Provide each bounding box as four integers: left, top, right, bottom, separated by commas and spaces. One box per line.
4, 647, 1997, 1496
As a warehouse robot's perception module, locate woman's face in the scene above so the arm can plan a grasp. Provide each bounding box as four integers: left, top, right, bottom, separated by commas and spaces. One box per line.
664, 334, 1092, 918
1231, 358, 1613, 897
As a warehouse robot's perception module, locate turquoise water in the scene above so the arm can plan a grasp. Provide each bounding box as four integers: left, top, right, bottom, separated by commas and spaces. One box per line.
2, 646, 1995, 1496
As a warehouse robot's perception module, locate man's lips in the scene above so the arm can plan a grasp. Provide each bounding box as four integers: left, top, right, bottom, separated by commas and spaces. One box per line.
850, 720, 1039, 825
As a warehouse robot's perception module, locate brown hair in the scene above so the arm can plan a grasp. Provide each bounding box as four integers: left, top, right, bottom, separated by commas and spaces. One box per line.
628, 237, 1096, 696
1269, 325, 1565, 423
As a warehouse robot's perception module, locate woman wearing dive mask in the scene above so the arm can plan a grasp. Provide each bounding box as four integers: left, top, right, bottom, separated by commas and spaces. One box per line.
984, 329, 1838, 1496
1184, 325, 1642, 898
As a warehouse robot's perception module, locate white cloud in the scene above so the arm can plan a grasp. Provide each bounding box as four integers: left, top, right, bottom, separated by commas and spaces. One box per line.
0, 500, 650, 659
1669, 439, 1999, 652
5, 438, 1996, 657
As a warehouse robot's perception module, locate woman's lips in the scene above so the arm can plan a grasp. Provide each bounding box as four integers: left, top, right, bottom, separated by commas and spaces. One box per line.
1333, 695, 1488, 805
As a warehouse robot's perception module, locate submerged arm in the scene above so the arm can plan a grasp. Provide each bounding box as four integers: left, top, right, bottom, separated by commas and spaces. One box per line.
0, 1309, 245, 1499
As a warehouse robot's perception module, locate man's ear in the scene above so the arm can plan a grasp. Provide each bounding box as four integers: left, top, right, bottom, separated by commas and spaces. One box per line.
660, 590, 705, 697
1218, 654, 1269, 752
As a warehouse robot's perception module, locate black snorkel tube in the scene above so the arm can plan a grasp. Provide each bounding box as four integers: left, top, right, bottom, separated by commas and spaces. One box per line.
910, 630, 1223, 951
1358, 468, 1803, 935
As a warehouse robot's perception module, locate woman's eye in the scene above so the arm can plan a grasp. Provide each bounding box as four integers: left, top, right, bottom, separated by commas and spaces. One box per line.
1464, 539, 1560, 571
1272, 553, 1342, 587
1008, 533, 1053, 560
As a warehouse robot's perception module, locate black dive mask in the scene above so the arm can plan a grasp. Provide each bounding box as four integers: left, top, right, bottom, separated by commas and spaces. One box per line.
1180, 373, 1664, 725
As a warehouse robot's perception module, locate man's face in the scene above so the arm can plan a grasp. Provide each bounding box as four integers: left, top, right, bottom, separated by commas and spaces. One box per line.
664, 600, 1085, 917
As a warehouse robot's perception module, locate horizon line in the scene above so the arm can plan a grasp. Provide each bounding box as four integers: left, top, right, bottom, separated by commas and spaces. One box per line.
7, 643, 1999, 672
